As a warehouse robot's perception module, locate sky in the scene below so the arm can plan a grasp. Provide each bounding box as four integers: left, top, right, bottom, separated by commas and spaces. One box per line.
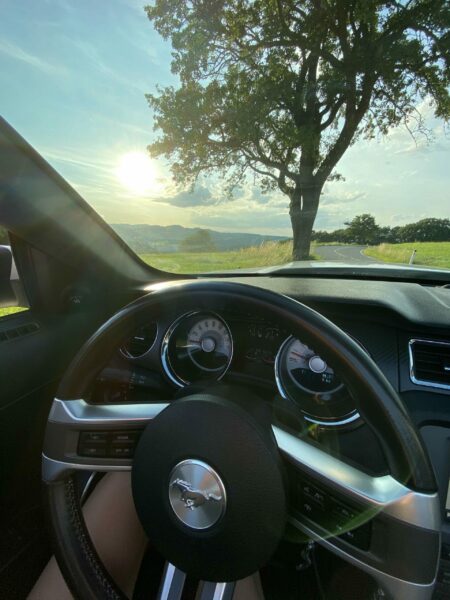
0, 0, 449, 236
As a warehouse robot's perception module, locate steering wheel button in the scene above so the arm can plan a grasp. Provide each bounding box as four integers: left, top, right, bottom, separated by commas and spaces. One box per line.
333, 504, 356, 522
80, 431, 108, 443
338, 522, 371, 551
299, 482, 325, 509
110, 443, 134, 457
111, 431, 139, 443
78, 443, 107, 458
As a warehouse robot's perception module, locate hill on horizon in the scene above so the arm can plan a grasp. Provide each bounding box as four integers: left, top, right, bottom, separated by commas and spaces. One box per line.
111, 223, 288, 253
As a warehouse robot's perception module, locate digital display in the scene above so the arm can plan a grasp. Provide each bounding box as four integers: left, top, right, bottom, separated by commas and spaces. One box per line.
224, 316, 286, 381
244, 323, 282, 366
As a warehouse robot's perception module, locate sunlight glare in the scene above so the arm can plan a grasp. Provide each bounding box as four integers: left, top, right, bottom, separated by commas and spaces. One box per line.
116, 151, 163, 195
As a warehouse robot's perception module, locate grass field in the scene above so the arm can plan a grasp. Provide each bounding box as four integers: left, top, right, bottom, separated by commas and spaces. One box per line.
364, 242, 450, 269
0, 242, 447, 318
0, 306, 28, 318
140, 240, 318, 273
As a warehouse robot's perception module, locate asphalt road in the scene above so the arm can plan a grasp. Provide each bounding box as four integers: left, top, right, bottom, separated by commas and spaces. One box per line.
315, 245, 378, 264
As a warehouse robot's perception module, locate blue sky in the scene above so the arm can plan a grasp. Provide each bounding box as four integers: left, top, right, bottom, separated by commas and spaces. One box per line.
0, 0, 448, 235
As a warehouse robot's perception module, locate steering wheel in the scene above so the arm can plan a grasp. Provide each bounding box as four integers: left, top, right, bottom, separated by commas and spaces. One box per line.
42, 281, 440, 600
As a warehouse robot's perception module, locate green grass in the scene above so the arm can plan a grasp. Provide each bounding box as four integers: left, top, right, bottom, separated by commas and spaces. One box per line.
140, 240, 318, 273
364, 242, 450, 269
0, 306, 29, 318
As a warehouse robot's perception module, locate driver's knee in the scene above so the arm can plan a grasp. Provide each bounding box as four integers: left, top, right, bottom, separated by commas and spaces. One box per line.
28, 472, 147, 599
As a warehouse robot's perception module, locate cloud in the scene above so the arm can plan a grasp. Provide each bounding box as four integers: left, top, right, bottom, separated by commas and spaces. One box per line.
41, 146, 113, 172
0, 39, 67, 76
149, 179, 293, 212
321, 190, 365, 205
155, 185, 213, 207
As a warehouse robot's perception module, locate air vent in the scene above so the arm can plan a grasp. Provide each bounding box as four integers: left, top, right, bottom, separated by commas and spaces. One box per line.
121, 324, 157, 359
409, 339, 450, 390
0, 321, 39, 343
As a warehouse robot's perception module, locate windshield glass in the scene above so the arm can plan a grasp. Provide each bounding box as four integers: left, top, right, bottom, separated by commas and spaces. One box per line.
1, 1, 449, 274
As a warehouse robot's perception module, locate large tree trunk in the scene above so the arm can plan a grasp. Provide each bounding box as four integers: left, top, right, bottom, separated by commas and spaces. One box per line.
289, 186, 321, 261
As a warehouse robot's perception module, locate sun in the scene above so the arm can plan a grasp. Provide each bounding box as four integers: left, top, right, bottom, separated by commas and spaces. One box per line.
116, 151, 162, 195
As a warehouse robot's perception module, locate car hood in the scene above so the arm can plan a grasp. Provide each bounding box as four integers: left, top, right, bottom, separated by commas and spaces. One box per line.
205, 261, 450, 282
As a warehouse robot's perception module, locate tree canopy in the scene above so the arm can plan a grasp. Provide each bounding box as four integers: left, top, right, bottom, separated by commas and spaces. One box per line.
179, 229, 217, 252
313, 215, 450, 244
146, 0, 450, 259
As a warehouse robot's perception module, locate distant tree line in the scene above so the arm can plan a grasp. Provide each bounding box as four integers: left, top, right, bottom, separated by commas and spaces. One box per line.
312, 215, 450, 246
179, 229, 217, 253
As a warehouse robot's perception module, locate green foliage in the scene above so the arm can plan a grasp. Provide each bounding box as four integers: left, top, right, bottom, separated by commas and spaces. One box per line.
313, 216, 450, 245
395, 218, 450, 242
145, 0, 450, 259
179, 229, 217, 252
343, 214, 380, 245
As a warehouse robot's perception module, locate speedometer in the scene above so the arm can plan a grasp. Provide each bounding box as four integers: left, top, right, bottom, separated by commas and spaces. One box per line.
186, 317, 232, 372
162, 312, 233, 386
275, 336, 359, 426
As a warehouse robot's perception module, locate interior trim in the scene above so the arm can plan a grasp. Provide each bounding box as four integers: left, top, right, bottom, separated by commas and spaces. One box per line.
289, 516, 437, 600
274, 426, 441, 531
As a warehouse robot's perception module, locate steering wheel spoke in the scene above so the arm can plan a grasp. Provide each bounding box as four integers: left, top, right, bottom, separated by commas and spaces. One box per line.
156, 563, 235, 600
42, 398, 168, 481
196, 580, 236, 600
273, 425, 441, 599
157, 563, 186, 600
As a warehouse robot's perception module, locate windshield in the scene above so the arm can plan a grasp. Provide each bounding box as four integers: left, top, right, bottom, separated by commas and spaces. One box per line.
1, 1, 449, 274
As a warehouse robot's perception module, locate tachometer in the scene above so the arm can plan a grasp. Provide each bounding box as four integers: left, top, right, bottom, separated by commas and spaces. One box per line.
275, 336, 358, 426
285, 338, 343, 395
162, 312, 233, 386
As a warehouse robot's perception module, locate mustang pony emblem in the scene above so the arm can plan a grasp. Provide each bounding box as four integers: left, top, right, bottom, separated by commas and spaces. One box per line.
170, 478, 223, 510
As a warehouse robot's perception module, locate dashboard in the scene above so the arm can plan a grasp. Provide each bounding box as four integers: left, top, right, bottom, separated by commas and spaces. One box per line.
90, 277, 450, 439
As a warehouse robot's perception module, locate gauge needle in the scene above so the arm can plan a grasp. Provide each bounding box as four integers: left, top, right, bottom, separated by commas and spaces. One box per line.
291, 351, 306, 359
188, 339, 201, 344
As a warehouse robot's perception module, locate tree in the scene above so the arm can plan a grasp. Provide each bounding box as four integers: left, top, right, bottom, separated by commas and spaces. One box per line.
146, 0, 450, 260
397, 218, 450, 242
344, 213, 380, 244
179, 229, 217, 252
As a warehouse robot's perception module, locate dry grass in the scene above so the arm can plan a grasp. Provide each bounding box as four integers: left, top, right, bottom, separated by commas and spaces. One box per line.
140, 240, 318, 273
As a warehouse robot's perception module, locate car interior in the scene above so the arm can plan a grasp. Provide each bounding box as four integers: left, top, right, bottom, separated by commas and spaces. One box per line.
0, 114, 449, 600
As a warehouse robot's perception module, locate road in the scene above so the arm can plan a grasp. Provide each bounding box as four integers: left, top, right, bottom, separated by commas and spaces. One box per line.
315, 245, 378, 264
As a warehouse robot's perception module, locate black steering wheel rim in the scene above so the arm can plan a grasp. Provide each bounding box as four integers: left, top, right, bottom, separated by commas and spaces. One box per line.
43, 280, 439, 600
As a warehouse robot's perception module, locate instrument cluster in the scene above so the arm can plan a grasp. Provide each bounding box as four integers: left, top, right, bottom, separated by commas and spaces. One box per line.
118, 310, 360, 428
